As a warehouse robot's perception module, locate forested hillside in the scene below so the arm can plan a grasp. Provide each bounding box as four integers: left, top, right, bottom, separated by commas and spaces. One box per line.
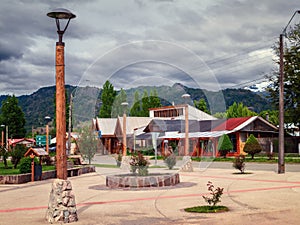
0, 84, 272, 134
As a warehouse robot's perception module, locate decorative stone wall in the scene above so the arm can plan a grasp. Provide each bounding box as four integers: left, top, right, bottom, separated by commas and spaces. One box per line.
106, 173, 180, 188
46, 179, 78, 223
0, 165, 95, 184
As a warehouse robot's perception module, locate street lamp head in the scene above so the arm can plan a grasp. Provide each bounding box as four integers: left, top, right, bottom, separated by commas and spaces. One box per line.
121, 102, 129, 106
47, 8, 76, 43
181, 94, 190, 98
45, 116, 51, 124
47, 8, 76, 20
282, 10, 300, 35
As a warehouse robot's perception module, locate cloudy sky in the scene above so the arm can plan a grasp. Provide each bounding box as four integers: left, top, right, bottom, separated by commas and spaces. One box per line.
0, 0, 300, 96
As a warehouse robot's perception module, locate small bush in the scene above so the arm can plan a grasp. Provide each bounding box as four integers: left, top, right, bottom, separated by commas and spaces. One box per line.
233, 155, 245, 173
112, 153, 122, 167
10, 145, 28, 169
217, 134, 233, 158
164, 153, 177, 169
243, 134, 262, 159
129, 152, 150, 176
203, 181, 224, 206
19, 157, 38, 174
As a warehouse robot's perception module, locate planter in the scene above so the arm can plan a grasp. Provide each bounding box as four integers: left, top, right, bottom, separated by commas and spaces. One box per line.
106, 173, 180, 188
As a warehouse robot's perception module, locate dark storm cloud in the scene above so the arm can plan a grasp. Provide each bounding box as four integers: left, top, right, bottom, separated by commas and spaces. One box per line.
0, 0, 299, 95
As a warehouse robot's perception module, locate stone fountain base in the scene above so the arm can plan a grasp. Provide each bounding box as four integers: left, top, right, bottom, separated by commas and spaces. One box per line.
106, 173, 180, 188
46, 179, 78, 223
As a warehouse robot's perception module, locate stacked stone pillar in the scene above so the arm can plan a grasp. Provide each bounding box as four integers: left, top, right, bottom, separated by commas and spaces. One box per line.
46, 179, 78, 223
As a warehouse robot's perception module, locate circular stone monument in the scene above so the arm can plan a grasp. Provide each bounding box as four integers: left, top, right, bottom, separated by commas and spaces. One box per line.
106, 173, 180, 188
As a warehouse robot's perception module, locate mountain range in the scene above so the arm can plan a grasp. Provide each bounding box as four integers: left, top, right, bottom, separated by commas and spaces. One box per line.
0, 83, 272, 133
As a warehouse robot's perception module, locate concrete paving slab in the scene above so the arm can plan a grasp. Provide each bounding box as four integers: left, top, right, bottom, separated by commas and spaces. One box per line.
0, 161, 300, 225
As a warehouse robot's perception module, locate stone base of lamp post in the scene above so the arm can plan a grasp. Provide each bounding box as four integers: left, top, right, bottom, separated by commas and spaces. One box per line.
46, 179, 78, 223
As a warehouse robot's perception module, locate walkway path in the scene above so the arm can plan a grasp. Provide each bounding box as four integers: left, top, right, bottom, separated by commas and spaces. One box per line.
0, 158, 299, 224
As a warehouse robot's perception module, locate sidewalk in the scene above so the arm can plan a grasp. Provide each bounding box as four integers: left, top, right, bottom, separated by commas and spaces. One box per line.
0, 161, 300, 225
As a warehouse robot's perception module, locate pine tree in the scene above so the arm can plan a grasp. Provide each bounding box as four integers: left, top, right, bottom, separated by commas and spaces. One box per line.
130, 91, 142, 117
226, 102, 257, 118
217, 134, 233, 158
0, 95, 26, 138
194, 98, 210, 114
141, 90, 150, 117
149, 89, 161, 109
243, 134, 262, 159
111, 89, 127, 117
99, 81, 117, 118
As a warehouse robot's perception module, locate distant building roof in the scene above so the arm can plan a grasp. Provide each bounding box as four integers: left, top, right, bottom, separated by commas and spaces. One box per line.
149, 104, 217, 121
95, 118, 117, 136
213, 116, 278, 132
213, 117, 251, 131
117, 117, 153, 135
8, 138, 35, 146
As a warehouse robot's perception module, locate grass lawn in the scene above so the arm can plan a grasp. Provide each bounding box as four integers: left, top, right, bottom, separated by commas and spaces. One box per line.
191, 156, 300, 163
93, 164, 119, 168
184, 205, 229, 213
0, 160, 55, 175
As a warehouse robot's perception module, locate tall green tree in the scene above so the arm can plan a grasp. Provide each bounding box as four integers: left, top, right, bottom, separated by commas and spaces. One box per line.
141, 90, 150, 117
194, 98, 210, 114
149, 89, 161, 109
0, 95, 26, 138
99, 81, 117, 118
259, 110, 279, 126
76, 125, 98, 164
268, 23, 300, 126
111, 89, 127, 117
130, 91, 142, 116
226, 102, 257, 118
138, 89, 162, 117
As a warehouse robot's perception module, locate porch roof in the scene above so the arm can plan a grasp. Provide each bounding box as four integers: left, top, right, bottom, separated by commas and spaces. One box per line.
158, 130, 232, 139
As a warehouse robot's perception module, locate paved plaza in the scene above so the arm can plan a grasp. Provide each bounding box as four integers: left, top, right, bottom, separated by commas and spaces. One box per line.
0, 156, 300, 225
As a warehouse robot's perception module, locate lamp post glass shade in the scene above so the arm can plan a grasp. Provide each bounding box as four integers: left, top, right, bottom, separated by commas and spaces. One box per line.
47, 8, 76, 19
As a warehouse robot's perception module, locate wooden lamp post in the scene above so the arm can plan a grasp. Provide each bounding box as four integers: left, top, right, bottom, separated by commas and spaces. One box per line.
46, 8, 78, 223
47, 8, 76, 180
182, 94, 190, 156
121, 102, 128, 156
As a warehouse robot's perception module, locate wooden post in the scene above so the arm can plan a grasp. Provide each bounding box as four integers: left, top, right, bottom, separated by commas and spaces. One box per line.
122, 112, 127, 156
30, 153, 35, 182
1, 130, 3, 147
46, 123, 49, 153
184, 104, 189, 156
56, 43, 67, 180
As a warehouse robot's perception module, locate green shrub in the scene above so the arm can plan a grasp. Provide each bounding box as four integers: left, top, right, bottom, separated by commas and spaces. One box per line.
243, 134, 262, 159
11, 145, 28, 169
217, 134, 233, 158
164, 153, 177, 169
233, 155, 245, 173
19, 157, 37, 174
